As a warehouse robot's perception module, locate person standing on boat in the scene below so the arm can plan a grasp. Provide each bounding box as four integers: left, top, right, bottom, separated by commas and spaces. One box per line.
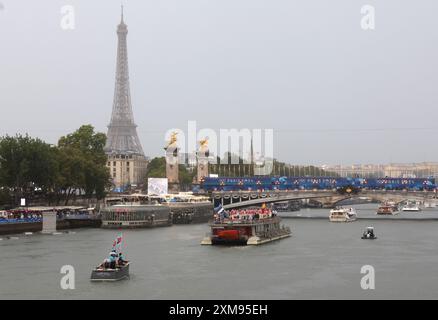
102, 257, 111, 269
109, 252, 117, 269
118, 252, 126, 266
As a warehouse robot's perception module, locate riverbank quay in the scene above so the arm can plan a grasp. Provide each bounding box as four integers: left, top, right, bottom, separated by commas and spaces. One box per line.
0, 206, 101, 235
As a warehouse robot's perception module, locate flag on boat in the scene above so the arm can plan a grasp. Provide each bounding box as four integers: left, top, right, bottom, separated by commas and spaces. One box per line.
112, 233, 123, 252
214, 204, 228, 219
214, 204, 225, 214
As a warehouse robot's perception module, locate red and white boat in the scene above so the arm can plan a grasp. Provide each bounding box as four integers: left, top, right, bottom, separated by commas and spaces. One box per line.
376, 201, 400, 215
201, 205, 291, 246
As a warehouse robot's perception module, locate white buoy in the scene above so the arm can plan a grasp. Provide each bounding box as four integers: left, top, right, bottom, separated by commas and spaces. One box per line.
24, 232, 33, 236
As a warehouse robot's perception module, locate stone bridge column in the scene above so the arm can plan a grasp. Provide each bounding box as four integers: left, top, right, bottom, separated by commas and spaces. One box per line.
42, 210, 57, 234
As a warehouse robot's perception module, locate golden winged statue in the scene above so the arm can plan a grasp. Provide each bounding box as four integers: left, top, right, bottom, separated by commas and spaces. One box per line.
198, 137, 210, 157
199, 137, 209, 148
164, 131, 178, 151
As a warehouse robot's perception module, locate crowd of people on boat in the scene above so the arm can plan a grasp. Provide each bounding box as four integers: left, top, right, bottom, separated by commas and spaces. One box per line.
0, 208, 94, 224
101, 250, 127, 269
56, 209, 93, 220
214, 207, 275, 223
0, 210, 43, 223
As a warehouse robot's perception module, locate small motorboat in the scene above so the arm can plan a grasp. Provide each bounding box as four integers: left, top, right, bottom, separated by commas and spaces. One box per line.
361, 227, 377, 240
91, 233, 130, 281
90, 262, 130, 282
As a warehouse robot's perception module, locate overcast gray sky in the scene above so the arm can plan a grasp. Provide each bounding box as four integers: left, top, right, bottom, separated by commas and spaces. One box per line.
1, 0, 437, 165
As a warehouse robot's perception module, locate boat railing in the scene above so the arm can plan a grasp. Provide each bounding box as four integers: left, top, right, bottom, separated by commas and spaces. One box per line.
255, 225, 291, 238
58, 213, 101, 221
210, 217, 281, 225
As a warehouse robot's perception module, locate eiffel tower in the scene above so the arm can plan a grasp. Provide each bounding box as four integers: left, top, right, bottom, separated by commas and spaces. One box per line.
105, 7, 147, 190
105, 6, 144, 156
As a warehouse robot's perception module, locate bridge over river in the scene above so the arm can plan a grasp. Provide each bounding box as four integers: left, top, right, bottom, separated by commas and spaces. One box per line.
211, 190, 438, 210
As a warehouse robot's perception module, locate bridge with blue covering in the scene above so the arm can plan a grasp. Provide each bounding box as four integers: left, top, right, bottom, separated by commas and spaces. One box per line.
201, 176, 436, 192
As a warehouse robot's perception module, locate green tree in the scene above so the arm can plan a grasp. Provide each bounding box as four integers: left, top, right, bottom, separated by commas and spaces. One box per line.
0, 135, 58, 205
145, 157, 197, 189
179, 165, 196, 187
0, 127, 110, 206
56, 125, 110, 204
0, 188, 12, 207
53, 146, 86, 204
145, 157, 167, 179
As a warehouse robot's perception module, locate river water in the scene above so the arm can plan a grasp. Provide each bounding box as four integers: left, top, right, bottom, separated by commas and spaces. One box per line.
1, 204, 437, 299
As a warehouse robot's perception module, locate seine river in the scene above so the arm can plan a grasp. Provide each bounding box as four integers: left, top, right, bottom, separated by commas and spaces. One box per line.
1, 204, 438, 300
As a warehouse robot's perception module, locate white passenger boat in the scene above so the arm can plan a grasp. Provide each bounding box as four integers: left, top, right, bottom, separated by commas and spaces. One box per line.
329, 207, 357, 222
402, 203, 421, 212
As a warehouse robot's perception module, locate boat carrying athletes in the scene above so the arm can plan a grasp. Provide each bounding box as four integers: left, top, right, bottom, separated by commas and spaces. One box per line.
91, 233, 130, 281
201, 204, 291, 246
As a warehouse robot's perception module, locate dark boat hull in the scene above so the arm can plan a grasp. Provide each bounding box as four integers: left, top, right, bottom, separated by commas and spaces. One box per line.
90, 263, 130, 282
211, 238, 248, 246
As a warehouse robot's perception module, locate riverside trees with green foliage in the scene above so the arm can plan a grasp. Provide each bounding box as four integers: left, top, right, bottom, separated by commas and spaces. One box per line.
0, 135, 58, 205
56, 125, 111, 204
0, 125, 111, 206
145, 157, 196, 188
